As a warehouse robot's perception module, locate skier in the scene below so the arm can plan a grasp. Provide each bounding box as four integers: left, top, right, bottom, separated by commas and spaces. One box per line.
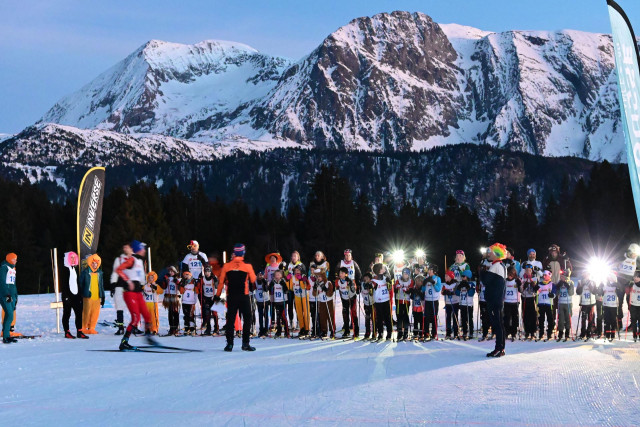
602, 273, 620, 341
477, 249, 492, 341
442, 271, 460, 339
555, 271, 575, 342
0, 253, 18, 344
480, 243, 508, 357
80, 254, 104, 334
394, 267, 412, 341
537, 271, 556, 341
214, 244, 257, 352
312, 268, 335, 339
543, 244, 572, 324
265, 252, 282, 332
340, 249, 362, 285
61, 251, 87, 339
269, 269, 289, 338
115, 241, 156, 351
503, 266, 521, 341
336, 267, 359, 339
179, 270, 199, 336
449, 250, 472, 282
254, 271, 270, 337
371, 263, 393, 341
309, 252, 330, 338
287, 266, 310, 338
143, 271, 163, 335
159, 266, 181, 335
360, 272, 374, 340
181, 240, 208, 280
576, 271, 596, 340
520, 249, 543, 279
520, 263, 539, 340
616, 244, 639, 330
423, 264, 442, 341
110, 243, 132, 335
456, 270, 475, 340
286, 251, 305, 329
198, 265, 219, 335
369, 253, 392, 281
410, 275, 425, 340
628, 271, 640, 341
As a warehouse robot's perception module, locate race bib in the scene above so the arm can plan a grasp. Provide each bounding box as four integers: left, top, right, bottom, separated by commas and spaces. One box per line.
204, 284, 214, 297
184, 290, 194, 300
6, 269, 16, 285
294, 286, 303, 297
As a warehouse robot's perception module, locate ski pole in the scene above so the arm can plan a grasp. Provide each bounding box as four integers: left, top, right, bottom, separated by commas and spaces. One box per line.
625, 303, 630, 341
575, 307, 582, 340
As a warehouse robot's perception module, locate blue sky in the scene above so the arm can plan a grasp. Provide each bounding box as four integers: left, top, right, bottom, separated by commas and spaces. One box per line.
1, 0, 639, 133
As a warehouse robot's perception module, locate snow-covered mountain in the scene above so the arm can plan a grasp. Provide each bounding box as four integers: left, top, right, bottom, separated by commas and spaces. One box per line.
32, 11, 628, 162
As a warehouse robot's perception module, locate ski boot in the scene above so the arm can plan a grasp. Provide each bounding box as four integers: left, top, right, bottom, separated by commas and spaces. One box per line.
2, 337, 17, 344
64, 330, 76, 339
202, 327, 212, 336
119, 337, 135, 351
115, 324, 125, 335
77, 330, 89, 339
241, 344, 256, 351
224, 343, 233, 352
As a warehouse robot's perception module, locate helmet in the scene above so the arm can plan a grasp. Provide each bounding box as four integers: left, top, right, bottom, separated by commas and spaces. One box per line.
402, 267, 411, 276
628, 244, 640, 256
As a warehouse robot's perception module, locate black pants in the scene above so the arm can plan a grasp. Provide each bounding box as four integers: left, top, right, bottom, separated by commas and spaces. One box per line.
445, 303, 459, 337
341, 297, 359, 335
488, 302, 505, 351
580, 304, 595, 338
226, 294, 253, 345
374, 301, 392, 338
62, 296, 82, 332
538, 305, 554, 339
604, 306, 618, 339
396, 301, 410, 338
617, 287, 626, 328
116, 310, 124, 327
310, 301, 319, 336
182, 304, 195, 332
522, 298, 537, 337
201, 296, 214, 331
364, 304, 373, 337
168, 307, 180, 331
459, 305, 474, 337
630, 305, 640, 337
257, 301, 270, 335
479, 301, 490, 337
596, 300, 604, 336
287, 291, 295, 326
424, 300, 439, 337
503, 302, 519, 337
413, 311, 423, 337
273, 302, 289, 336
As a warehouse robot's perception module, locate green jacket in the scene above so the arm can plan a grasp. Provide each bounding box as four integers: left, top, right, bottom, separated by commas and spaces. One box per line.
79, 267, 104, 300
0, 260, 17, 302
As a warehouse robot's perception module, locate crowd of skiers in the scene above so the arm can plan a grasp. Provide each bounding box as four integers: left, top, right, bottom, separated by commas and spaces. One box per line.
2, 240, 640, 356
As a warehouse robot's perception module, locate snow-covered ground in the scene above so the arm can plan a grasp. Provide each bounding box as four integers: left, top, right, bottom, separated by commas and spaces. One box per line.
2, 294, 639, 426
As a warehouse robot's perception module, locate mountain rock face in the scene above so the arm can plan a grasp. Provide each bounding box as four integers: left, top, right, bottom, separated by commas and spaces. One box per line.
34, 11, 628, 161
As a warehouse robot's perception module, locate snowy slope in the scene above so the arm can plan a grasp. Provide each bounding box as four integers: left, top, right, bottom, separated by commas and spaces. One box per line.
28, 11, 631, 163
3, 293, 639, 426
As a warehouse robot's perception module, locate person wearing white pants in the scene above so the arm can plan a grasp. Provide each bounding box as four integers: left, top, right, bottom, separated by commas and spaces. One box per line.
110, 243, 132, 335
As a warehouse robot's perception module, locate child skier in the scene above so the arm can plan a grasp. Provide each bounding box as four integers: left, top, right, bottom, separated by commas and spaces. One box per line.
336, 266, 359, 339
555, 271, 575, 342
450, 250, 472, 281
410, 275, 425, 340
309, 252, 330, 338
198, 265, 219, 335
456, 270, 475, 340
423, 265, 442, 341
628, 271, 640, 341
286, 251, 305, 329
394, 267, 412, 341
520, 264, 539, 341
160, 266, 181, 336
0, 253, 18, 344
312, 269, 335, 339
503, 266, 521, 341
361, 272, 374, 340
254, 271, 270, 337
288, 266, 310, 338
269, 270, 289, 338
442, 271, 460, 339
602, 274, 619, 341
61, 251, 87, 339
179, 270, 199, 336
372, 263, 393, 341
537, 270, 555, 341
143, 271, 163, 335
80, 254, 104, 334
576, 272, 596, 340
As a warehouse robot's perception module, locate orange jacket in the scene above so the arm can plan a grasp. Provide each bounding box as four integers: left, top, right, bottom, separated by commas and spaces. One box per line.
216, 256, 256, 297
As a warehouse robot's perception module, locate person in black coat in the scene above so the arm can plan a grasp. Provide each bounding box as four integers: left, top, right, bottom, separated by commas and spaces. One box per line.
480, 243, 508, 357
60, 251, 88, 339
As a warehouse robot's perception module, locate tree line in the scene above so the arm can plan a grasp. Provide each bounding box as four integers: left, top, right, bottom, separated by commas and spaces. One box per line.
0, 160, 638, 294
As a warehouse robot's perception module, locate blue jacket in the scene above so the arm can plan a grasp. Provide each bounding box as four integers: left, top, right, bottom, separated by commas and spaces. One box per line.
79, 267, 105, 300
0, 260, 17, 302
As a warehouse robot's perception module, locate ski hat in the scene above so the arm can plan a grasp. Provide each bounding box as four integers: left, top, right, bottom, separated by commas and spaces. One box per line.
427, 263, 438, 273
5, 253, 17, 264
527, 249, 536, 256
460, 269, 472, 279
147, 271, 158, 283
188, 240, 199, 249
628, 244, 640, 256
339, 266, 349, 275
234, 243, 246, 257
542, 270, 552, 281
455, 250, 465, 256
489, 243, 507, 260
265, 252, 282, 264
374, 253, 384, 259
506, 247, 515, 257
402, 267, 411, 276
64, 251, 79, 268
445, 270, 455, 280
203, 265, 212, 273
523, 263, 533, 270
257, 270, 264, 275
131, 240, 146, 253
548, 244, 560, 252
344, 249, 352, 255
167, 266, 178, 274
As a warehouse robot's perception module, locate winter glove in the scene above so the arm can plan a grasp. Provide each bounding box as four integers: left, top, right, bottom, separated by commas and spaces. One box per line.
151, 284, 158, 291
100, 297, 105, 307
349, 285, 356, 293
320, 284, 328, 292
110, 289, 115, 298
213, 295, 221, 304
548, 292, 555, 299
5, 295, 11, 303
